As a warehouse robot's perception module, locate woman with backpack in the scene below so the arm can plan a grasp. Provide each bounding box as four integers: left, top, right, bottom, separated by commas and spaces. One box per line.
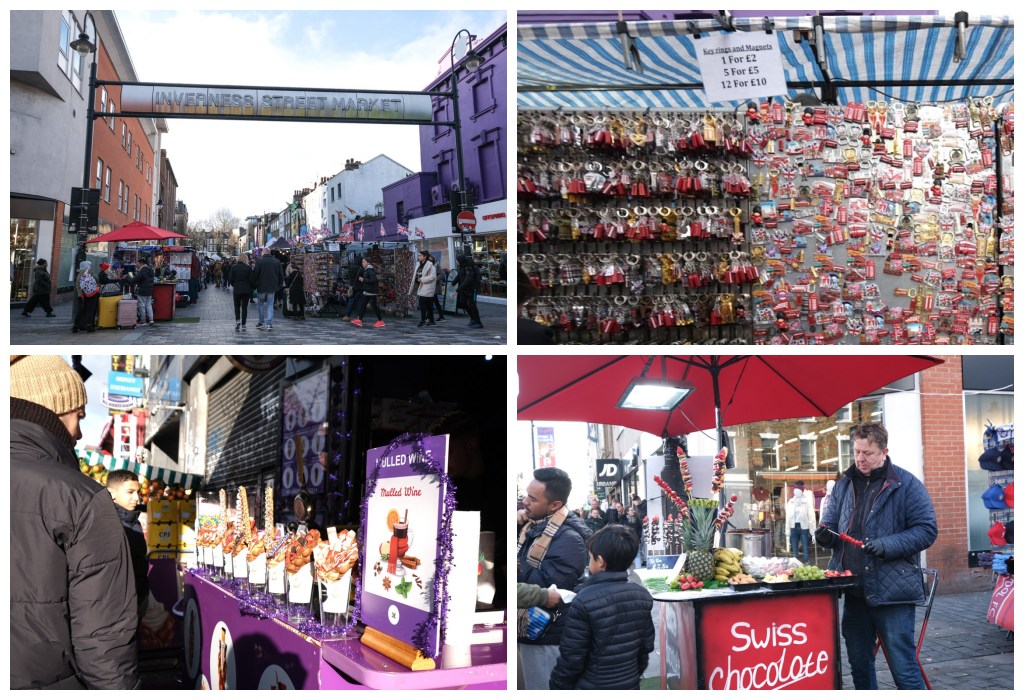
73, 261, 100, 333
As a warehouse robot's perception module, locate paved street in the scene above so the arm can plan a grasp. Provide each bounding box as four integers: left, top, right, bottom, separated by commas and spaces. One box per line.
837, 588, 1014, 690
11, 287, 507, 346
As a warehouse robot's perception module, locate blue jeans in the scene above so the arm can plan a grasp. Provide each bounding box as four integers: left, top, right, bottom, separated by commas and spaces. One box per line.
257, 292, 275, 325
841, 595, 925, 689
790, 524, 811, 563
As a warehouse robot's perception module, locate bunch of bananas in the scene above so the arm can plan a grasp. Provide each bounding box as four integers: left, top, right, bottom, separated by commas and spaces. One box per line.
713, 548, 743, 582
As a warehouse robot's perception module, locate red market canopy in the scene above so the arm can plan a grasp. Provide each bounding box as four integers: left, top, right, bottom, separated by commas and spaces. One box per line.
518, 355, 944, 438
85, 221, 187, 244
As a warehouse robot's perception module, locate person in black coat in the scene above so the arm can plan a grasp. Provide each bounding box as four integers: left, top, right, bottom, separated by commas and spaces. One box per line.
10, 356, 139, 689
352, 257, 384, 327
228, 256, 255, 330
22, 258, 56, 317
106, 470, 149, 618
550, 525, 654, 690
341, 254, 364, 321
285, 261, 306, 320
454, 254, 483, 328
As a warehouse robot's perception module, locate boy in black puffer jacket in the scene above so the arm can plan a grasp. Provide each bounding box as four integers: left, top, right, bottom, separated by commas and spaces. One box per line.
550, 525, 654, 690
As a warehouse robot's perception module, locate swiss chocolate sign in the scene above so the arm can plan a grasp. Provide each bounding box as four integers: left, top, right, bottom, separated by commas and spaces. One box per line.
697, 591, 839, 690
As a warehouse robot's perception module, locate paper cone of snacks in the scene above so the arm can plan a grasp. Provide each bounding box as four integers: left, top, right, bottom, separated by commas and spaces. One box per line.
315, 529, 359, 614
286, 530, 321, 605
247, 531, 270, 586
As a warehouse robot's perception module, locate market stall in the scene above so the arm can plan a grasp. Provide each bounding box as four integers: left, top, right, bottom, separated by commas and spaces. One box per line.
516, 13, 1014, 344
180, 432, 505, 690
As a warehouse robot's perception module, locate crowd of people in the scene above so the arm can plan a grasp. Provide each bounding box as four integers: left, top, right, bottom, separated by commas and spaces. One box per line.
517, 423, 938, 691
20, 248, 488, 333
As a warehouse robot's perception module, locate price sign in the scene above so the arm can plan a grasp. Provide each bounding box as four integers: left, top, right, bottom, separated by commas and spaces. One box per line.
694, 31, 788, 104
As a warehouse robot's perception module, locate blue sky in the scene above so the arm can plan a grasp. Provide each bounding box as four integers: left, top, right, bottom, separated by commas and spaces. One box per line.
111, 10, 506, 225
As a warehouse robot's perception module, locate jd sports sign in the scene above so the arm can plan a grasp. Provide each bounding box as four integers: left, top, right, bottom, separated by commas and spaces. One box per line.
118, 84, 433, 123
595, 459, 623, 487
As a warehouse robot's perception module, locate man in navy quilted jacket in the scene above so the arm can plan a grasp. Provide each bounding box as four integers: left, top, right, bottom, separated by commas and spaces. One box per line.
549, 525, 654, 690
815, 423, 937, 689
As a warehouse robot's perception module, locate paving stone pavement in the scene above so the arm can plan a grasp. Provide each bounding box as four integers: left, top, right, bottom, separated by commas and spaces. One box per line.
837, 588, 1014, 690
11, 287, 507, 346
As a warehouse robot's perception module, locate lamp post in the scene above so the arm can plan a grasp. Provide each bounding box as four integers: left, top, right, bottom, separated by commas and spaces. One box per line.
448, 29, 482, 256
69, 11, 98, 320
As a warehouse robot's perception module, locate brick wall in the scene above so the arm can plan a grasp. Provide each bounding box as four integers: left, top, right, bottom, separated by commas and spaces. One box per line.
920, 356, 989, 594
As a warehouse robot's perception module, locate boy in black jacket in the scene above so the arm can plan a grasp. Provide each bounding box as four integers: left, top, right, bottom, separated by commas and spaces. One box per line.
550, 525, 654, 690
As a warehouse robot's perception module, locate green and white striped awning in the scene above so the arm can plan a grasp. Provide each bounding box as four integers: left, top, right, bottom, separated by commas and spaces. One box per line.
76, 449, 203, 490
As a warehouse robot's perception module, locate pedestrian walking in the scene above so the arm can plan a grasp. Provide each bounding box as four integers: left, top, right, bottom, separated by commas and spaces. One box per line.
428, 254, 447, 322
285, 260, 306, 320
133, 256, 156, 326
252, 250, 284, 331
213, 260, 223, 288
351, 257, 385, 328
454, 254, 483, 328
410, 251, 437, 327
340, 254, 364, 322
549, 525, 655, 690
815, 423, 938, 690
21, 258, 56, 317
11, 356, 139, 689
227, 255, 255, 331
72, 261, 100, 333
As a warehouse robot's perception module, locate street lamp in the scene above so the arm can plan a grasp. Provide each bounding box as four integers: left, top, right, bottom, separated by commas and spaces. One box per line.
69, 11, 98, 321
448, 29, 482, 256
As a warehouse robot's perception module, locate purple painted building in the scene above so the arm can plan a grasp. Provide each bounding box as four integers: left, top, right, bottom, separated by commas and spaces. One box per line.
383, 22, 508, 300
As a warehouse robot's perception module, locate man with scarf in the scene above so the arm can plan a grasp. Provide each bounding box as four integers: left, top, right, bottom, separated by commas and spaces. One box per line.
815, 423, 937, 690
517, 467, 590, 690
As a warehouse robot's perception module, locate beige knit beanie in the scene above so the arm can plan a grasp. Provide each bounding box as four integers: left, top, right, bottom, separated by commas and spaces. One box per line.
10, 355, 88, 416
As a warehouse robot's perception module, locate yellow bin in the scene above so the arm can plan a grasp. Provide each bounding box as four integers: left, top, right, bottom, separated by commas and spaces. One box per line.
97, 294, 123, 329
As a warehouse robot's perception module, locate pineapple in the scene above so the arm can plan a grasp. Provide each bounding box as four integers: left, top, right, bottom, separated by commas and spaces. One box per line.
684, 499, 718, 582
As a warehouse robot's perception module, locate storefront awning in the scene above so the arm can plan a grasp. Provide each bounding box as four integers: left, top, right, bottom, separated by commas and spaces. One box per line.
518, 14, 1013, 109
76, 449, 202, 489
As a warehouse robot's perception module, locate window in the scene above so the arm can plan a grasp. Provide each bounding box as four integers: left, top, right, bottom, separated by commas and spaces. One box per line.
104, 167, 111, 201
432, 99, 450, 138
837, 435, 851, 470
109, 101, 116, 130
124, 185, 129, 214
57, 13, 83, 92
127, 130, 132, 153
122, 123, 127, 148
136, 146, 142, 170
477, 130, 504, 201
118, 181, 123, 211
760, 436, 779, 470
800, 437, 817, 468
471, 67, 496, 114
396, 201, 405, 224
436, 149, 455, 192
95, 158, 104, 190
330, 189, 335, 202
100, 87, 108, 115
58, 14, 71, 61
835, 403, 853, 422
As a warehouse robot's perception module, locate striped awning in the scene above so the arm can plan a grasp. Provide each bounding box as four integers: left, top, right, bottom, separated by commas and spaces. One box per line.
76, 449, 203, 489
518, 14, 1014, 109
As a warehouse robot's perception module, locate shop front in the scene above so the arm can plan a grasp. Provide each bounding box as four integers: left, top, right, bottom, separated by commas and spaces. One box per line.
10, 196, 59, 303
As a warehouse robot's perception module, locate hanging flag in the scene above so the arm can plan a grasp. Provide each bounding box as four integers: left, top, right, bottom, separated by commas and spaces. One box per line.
414, 227, 426, 239
358, 224, 365, 241
346, 206, 357, 215
396, 223, 410, 236
379, 223, 386, 238
338, 211, 346, 220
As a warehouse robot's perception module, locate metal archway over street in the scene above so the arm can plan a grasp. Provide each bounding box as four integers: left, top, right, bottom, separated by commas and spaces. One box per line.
109, 81, 445, 126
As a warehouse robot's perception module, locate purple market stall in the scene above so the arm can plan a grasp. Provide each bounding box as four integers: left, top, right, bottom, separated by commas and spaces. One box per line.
182, 572, 506, 690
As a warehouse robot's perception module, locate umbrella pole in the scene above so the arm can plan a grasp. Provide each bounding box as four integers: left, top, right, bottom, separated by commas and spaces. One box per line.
712, 360, 728, 548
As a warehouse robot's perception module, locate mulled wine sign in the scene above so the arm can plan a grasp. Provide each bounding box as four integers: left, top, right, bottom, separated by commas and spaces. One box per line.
361, 435, 449, 657
280, 367, 329, 497
697, 591, 839, 690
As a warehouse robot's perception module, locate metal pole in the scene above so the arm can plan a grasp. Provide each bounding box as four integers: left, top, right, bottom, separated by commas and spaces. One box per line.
449, 44, 470, 256
73, 14, 99, 320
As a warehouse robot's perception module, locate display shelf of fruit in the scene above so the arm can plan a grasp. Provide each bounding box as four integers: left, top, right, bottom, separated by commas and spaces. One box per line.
740, 556, 803, 578
791, 564, 829, 587
727, 572, 762, 591
668, 573, 706, 592
761, 572, 799, 590
713, 547, 744, 582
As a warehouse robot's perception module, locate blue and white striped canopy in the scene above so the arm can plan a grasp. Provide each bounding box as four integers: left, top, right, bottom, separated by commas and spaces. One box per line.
518, 15, 1014, 109
77, 448, 203, 489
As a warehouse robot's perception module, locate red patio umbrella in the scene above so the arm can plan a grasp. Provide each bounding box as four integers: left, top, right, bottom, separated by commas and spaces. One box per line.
518, 355, 944, 439
85, 221, 186, 244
